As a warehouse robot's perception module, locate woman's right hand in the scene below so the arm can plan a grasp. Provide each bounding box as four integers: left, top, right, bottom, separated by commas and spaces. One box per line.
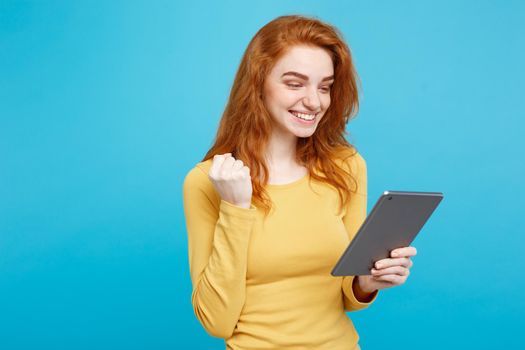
208, 153, 253, 209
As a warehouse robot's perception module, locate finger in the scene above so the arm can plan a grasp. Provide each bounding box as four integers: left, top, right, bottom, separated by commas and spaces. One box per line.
241, 166, 251, 179
375, 257, 411, 269
232, 159, 244, 172
391, 246, 417, 258
220, 156, 236, 177
371, 275, 395, 285
373, 274, 405, 285
371, 266, 409, 277
373, 277, 395, 289
210, 154, 228, 175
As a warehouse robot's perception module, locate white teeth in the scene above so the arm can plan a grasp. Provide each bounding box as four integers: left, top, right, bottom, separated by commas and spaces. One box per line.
290, 111, 316, 121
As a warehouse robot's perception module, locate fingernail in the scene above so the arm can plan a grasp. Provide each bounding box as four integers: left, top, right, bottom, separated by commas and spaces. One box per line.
376, 263, 382, 269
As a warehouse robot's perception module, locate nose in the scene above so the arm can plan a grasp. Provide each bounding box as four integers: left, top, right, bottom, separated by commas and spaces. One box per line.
302, 86, 321, 111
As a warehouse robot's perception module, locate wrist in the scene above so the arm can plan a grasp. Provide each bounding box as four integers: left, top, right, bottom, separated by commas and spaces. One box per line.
236, 202, 251, 209
233, 201, 251, 209
353, 276, 377, 302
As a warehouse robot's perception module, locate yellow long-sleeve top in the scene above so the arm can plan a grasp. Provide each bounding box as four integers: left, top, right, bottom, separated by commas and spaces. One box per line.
182, 149, 379, 349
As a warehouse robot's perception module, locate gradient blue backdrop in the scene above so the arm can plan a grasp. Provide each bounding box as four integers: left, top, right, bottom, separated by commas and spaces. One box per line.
1, 1, 523, 349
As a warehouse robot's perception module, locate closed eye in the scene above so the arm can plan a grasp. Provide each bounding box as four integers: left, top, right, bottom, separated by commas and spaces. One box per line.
286, 83, 332, 93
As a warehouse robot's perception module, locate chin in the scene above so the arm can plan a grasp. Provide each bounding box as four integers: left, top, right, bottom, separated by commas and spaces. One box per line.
293, 128, 317, 138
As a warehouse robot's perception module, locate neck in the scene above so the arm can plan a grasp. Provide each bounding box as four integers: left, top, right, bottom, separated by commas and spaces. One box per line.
265, 128, 298, 169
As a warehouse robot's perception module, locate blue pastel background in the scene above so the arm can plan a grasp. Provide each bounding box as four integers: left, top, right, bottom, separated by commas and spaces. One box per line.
1, 1, 523, 349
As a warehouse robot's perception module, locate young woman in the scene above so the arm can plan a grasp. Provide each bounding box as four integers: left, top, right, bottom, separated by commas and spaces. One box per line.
183, 15, 417, 349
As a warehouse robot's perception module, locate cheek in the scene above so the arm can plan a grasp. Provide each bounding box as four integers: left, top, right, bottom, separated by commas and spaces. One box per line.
266, 87, 292, 108
278, 90, 301, 106
322, 94, 331, 108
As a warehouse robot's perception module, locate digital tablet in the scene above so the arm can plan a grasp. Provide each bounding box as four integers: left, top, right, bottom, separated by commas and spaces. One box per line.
331, 191, 444, 276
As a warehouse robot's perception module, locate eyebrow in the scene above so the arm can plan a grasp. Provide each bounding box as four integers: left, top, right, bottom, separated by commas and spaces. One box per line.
281, 71, 334, 82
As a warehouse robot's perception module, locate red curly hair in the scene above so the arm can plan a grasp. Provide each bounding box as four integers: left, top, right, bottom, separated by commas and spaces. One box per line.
202, 14, 362, 216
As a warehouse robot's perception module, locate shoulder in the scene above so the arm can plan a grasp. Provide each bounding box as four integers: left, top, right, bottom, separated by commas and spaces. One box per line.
183, 159, 218, 201
333, 145, 366, 175
184, 159, 213, 183
330, 146, 367, 196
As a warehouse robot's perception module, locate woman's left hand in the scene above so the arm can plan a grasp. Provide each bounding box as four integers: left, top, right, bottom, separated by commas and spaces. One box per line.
356, 246, 417, 294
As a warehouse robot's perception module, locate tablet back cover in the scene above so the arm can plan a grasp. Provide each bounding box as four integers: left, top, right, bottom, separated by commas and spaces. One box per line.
331, 191, 443, 276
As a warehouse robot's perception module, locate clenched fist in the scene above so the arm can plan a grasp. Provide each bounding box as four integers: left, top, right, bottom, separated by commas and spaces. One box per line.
208, 153, 253, 209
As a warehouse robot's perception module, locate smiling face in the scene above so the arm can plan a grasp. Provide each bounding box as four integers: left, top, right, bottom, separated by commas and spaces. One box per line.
262, 45, 334, 139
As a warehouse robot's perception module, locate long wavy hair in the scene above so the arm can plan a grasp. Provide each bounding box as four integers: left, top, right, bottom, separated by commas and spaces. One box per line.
202, 15, 362, 217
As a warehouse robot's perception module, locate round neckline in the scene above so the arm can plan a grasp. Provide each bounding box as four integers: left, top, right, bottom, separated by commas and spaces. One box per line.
266, 172, 309, 190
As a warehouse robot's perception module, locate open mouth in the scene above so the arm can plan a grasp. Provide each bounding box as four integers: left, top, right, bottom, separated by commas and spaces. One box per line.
289, 110, 317, 122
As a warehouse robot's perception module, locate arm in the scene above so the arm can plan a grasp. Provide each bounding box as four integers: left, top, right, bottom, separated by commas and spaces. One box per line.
341, 152, 379, 311
182, 166, 257, 338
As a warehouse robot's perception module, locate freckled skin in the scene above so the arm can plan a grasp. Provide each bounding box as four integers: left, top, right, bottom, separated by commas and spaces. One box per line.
263, 45, 334, 139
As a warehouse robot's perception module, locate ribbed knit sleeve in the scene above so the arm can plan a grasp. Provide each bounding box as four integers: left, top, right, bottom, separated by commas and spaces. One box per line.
341, 152, 379, 311
182, 165, 257, 338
